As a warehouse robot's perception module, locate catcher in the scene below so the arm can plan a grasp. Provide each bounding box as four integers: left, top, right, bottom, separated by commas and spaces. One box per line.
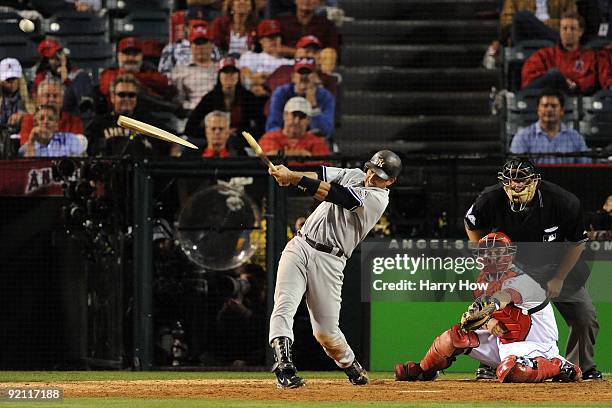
395, 232, 582, 383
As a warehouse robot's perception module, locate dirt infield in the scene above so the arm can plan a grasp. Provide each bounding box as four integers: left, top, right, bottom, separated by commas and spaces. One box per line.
14, 379, 612, 402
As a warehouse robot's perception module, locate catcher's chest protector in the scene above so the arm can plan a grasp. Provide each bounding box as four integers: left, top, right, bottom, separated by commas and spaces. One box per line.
493, 304, 532, 344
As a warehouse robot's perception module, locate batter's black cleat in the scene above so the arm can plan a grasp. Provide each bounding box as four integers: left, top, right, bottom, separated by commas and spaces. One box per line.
270, 337, 306, 389
475, 364, 497, 380
581, 368, 603, 381
344, 360, 369, 385
552, 360, 582, 382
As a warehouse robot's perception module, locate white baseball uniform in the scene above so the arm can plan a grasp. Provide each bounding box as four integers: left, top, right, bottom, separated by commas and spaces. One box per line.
268, 166, 389, 367
468, 273, 566, 368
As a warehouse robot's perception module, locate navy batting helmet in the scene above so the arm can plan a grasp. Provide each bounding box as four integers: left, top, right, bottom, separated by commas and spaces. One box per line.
364, 150, 402, 180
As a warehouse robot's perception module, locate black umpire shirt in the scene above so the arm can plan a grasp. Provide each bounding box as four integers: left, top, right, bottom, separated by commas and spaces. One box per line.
465, 180, 590, 292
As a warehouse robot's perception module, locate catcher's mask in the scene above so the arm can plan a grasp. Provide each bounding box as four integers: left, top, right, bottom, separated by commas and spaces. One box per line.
475, 232, 516, 281
498, 158, 541, 212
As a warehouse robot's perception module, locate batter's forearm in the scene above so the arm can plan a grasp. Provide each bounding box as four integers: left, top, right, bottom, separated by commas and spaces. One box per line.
290, 170, 331, 201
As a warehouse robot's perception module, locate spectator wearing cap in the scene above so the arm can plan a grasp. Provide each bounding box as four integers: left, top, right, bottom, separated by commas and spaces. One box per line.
266, 57, 334, 138
159, 17, 222, 75
210, 0, 259, 57
259, 96, 330, 166
278, 0, 339, 74
85, 74, 167, 157
19, 104, 86, 158
34, 38, 94, 115
521, 11, 597, 94
19, 77, 83, 145
170, 24, 218, 111
238, 19, 294, 97
0, 58, 34, 131
265, 34, 337, 95
100, 37, 176, 101
184, 57, 264, 141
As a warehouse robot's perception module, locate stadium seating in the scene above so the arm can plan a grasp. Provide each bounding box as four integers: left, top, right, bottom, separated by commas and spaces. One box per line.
580, 90, 612, 148
503, 39, 555, 91
44, 10, 108, 40
111, 10, 169, 42
0, 36, 39, 68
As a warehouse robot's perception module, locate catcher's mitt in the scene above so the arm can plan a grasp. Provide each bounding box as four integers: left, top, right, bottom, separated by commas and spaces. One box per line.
460, 295, 501, 331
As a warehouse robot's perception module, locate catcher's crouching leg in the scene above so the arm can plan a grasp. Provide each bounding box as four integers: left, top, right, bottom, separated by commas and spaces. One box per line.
496, 355, 582, 383
395, 324, 479, 381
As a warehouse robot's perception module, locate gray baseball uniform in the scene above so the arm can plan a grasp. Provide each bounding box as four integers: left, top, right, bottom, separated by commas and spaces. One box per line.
268, 166, 389, 368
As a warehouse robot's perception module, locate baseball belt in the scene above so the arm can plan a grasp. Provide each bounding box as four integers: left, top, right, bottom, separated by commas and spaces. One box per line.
297, 231, 344, 258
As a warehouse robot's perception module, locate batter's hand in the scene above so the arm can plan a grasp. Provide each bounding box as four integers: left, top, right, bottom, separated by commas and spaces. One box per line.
269, 164, 293, 187
546, 277, 564, 298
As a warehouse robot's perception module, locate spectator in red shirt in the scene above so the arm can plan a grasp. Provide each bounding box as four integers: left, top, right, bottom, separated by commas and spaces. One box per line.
259, 96, 330, 166
278, 0, 339, 74
265, 34, 337, 96
521, 11, 597, 94
597, 47, 612, 90
19, 78, 83, 145
210, 0, 259, 57
34, 38, 94, 115
99, 37, 177, 101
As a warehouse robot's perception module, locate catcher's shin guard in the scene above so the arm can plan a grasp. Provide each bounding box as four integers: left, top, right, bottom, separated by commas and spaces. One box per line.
496, 355, 581, 383
420, 324, 480, 372
395, 324, 478, 381
270, 337, 306, 389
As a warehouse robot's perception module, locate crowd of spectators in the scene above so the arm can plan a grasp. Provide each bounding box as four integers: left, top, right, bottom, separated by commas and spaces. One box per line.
0, 0, 342, 160
488, 3, 612, 164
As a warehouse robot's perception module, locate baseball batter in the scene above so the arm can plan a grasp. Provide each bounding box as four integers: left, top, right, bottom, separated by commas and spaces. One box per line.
267, 150, 402, 388
395, 232, 582, 383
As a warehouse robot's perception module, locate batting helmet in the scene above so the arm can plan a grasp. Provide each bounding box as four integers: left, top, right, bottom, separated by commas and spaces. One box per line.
497, 158, 541, 212
364, 150, 402, 180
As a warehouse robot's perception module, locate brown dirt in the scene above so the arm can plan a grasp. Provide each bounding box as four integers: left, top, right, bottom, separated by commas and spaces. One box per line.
10, 379, 612, 402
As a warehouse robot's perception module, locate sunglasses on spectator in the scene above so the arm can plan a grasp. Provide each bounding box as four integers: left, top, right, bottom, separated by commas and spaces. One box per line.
193, 38, 209, 45
121, 49, 141, 56
115, 92, 137, 98
4, 77, 19, 82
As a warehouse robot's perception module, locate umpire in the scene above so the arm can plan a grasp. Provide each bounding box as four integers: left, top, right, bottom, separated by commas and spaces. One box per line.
464, 157, 602, 381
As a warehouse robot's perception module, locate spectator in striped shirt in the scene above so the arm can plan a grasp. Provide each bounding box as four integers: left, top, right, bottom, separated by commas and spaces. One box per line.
170, 24, 219, 111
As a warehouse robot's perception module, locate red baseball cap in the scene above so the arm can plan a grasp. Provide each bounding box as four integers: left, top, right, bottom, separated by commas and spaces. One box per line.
38, 39, 63, 58
257, 19, 281, 38
296, 35, 322, 49
188, 19, 207, 29
188, 24, 211, 42
293, 57, 316, 73
118, 37, 142, 53
218, 56, 239, 72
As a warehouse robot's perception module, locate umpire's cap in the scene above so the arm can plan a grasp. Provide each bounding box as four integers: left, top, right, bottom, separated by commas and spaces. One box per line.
364, 150, 402, 180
